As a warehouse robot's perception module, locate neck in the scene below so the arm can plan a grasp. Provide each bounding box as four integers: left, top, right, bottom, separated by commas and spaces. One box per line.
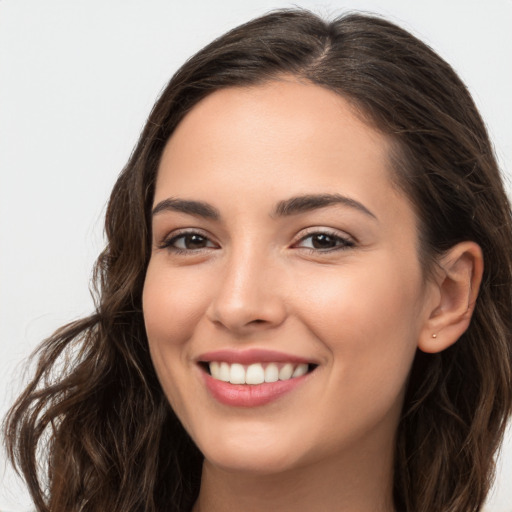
192, 433, 396, 512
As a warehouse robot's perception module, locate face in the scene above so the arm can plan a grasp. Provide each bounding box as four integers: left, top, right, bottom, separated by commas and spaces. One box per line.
143, 80, 436, 475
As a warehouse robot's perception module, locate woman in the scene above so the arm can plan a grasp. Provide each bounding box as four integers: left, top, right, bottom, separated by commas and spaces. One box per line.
4, 8, 512, 512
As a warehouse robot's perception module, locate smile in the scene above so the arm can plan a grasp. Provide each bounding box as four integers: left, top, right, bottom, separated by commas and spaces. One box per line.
197, 350, 318, 407
208, 361, 311, 384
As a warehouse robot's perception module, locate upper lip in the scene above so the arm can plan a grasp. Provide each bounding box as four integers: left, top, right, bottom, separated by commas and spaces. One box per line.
197, 348, 315, 365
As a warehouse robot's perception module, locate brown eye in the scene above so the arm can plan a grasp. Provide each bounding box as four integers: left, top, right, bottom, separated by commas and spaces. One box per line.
311, 233, 338, 249
161, 232, 217, 252
180, 234, 210, 249
296, 232, 354, 251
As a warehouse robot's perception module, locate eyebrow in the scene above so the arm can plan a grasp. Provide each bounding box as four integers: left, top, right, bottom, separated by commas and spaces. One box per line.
152, 198, 220, 219
152, 193, 377, 221
273, 193, 377, 220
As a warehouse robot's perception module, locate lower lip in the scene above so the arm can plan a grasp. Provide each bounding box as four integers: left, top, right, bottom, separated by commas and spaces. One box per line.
202, 371, 309, 407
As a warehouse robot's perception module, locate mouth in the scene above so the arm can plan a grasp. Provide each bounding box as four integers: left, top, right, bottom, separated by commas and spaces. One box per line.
200, 361, 318, 385
196, 350, 319, 407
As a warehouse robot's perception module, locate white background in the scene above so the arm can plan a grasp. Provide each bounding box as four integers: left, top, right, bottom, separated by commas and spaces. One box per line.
1, 1, 511, 510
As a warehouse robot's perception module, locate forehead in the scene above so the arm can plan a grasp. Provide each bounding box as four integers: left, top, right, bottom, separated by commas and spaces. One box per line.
155, 80, 407, 224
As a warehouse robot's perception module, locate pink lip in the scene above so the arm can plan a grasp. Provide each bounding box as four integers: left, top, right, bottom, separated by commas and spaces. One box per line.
196, 349, 317, 407
201, 371, 310, 407
197, 348, 313, 365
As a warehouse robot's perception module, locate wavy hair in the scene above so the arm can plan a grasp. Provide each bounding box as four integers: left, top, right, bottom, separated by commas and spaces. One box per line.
4, 9, 512, 512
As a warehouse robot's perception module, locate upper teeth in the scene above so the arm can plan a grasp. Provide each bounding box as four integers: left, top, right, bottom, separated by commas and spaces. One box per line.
209, 362, 309, 385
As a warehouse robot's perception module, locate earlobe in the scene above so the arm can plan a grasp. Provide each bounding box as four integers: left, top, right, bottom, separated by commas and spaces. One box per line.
418, 241, 483, 354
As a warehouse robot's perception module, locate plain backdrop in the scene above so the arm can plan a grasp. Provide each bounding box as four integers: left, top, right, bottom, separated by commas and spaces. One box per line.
1, 1, 511, 510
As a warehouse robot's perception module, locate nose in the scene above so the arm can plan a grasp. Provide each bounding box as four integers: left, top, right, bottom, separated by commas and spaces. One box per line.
206, 247, 287, 335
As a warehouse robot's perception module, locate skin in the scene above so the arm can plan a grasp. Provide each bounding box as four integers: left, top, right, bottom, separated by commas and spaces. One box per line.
143, 79, 482, 511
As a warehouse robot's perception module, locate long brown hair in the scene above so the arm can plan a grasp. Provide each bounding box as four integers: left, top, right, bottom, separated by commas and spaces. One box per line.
4, 9, 512, 512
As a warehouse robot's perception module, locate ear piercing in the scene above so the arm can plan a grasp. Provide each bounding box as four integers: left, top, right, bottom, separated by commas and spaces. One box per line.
432, 333, 437, 339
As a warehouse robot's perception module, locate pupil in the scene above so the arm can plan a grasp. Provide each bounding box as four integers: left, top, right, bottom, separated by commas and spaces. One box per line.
186, 234, 206, 249
312, 234, 336, 249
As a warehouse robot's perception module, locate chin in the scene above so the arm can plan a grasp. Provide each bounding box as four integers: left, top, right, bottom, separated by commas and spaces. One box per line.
202, 445, 306, 476
193, 422, 311, 475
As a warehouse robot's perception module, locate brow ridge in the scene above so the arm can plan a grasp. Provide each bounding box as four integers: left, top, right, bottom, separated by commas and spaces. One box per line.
152, 193, 376, 221
152, 198, 220, 219
273, 193, 377, 219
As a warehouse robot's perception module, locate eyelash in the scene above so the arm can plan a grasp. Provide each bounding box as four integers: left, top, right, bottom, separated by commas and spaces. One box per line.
294, 230, 355, 253
158, 230, 216, 254
158, 229, 355, 255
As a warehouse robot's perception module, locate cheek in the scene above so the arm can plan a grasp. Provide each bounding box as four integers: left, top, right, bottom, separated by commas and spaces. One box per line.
142, 261, 212, 427
296, 254, 424, 383
300, 255, 422, 327
142, 262, 206, 396
142, 261, 210, 346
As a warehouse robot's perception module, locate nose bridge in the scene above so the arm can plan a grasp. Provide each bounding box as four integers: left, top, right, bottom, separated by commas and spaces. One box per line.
208, 238, 286, 331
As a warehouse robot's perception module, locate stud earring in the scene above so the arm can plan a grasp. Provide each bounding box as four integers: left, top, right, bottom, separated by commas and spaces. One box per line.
432, 333, 437, 339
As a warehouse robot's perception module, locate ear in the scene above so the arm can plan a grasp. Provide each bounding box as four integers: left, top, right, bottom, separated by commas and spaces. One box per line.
418, 241, 483, 354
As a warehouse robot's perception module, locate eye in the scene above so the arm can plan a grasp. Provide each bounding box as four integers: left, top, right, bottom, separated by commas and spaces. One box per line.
159, 231, 217, 252
295, 231, 355, 251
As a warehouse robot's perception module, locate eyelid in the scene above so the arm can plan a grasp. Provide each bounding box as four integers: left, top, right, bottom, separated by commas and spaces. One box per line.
158, 228, 219, 252
292, 227, 356, 251
156, 227, 355, 253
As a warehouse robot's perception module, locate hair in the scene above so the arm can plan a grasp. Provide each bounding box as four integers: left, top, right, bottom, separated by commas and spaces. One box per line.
4, 8, 512, 512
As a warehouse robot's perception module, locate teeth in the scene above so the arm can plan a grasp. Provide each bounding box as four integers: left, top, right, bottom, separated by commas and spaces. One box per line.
210, 361, 220, 378
278, 363, 294, 380
219, 362, 230, 382
230, 363, 245, 384
210, 361, 231, 381
246, 363, 265, 385
208, 361, 311, 384
292, 363, 308, 378
264, 363, 279, 383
